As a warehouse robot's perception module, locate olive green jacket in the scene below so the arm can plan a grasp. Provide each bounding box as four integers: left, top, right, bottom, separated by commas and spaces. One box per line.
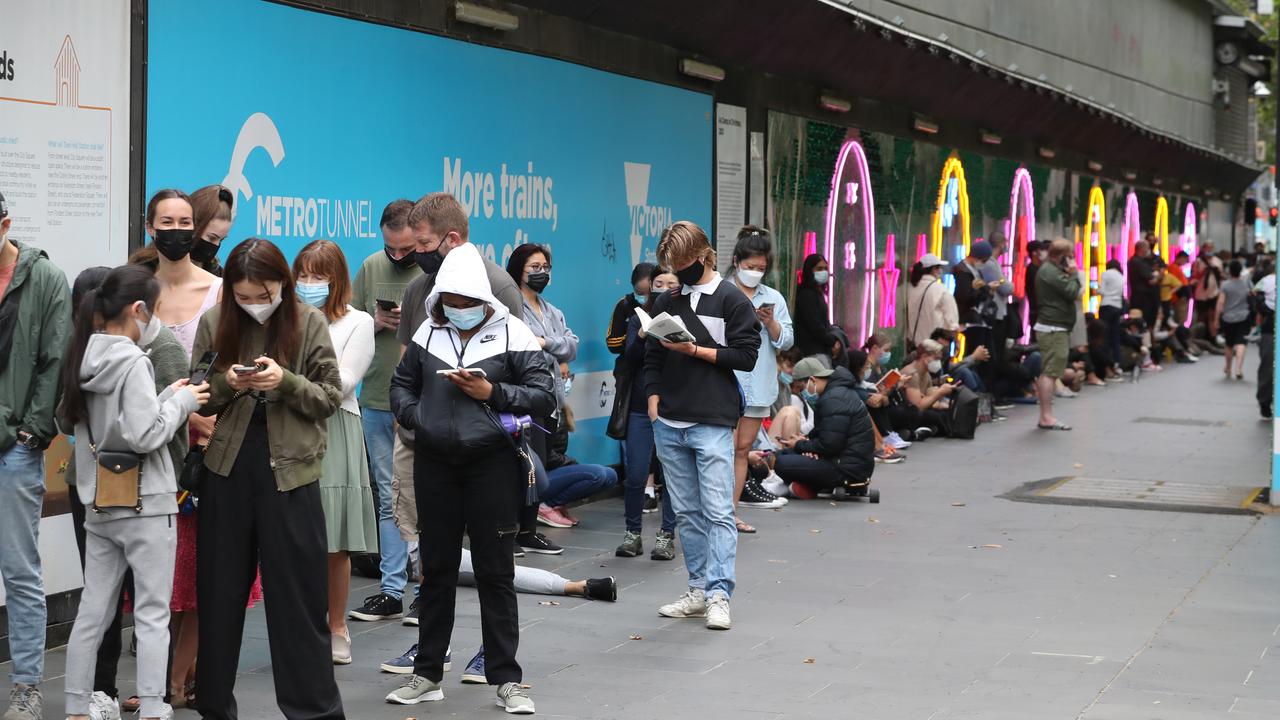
1034, 261, 1082, 330
193, 302, 342, 492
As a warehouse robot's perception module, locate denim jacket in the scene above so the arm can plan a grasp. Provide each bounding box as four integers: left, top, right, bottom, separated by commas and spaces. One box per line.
732, 282, 794, 408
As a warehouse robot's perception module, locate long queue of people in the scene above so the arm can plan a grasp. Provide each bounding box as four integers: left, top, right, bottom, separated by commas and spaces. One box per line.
0, 182, 1275, 720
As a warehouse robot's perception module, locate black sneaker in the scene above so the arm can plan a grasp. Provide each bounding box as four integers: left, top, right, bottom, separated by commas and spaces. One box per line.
403, 596, 423, 626
642, 494, 659, 513
349, 593, 403, 622
584, 577, 618, 602
739, 478, 786, 509
911, 427, 934, 442
517, 532, 563, 555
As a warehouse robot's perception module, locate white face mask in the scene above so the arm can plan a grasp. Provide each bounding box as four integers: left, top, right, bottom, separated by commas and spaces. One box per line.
927, 359, 943, 374
737, 269, 764, 288
238, 292, 284, 325
134, 307, 162, 347
813, 270, 830, 285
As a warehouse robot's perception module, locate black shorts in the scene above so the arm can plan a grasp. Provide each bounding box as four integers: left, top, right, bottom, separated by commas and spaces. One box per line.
1223, 318, 1252, 346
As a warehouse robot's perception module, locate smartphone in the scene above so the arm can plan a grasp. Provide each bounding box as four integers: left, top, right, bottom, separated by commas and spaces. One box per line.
760, 303, 775, 311
376, 299, 399, 312
436, 367, 488, 377
233, 363, 265, 376
189, 351, 218, 385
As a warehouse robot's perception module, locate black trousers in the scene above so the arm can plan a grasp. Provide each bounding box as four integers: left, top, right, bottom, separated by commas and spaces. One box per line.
1259, 330, 1274, 412
414, 448, 522, 685
195, 408, 343, 720
1099, 305, 1124, 368
887, 404, 948, 436
774, 451, 860, 490
68, 484, 137, 700
867, 404, 893, 437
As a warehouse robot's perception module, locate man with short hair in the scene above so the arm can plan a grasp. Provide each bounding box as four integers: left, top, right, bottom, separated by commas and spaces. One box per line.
645, 221, 760, 631
1128, 238, 1160, 331
1033, 238, 1080, 431
348, 199, 429, 624
0, 189, 72, 720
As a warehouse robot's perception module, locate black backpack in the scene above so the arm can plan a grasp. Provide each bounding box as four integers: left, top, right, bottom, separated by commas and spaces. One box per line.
947, 385, 980, 439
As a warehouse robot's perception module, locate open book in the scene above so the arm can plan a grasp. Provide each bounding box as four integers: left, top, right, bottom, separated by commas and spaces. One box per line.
634, 307, 697, 343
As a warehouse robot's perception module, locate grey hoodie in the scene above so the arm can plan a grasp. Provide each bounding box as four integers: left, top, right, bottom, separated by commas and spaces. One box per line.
72, 333, 199, 521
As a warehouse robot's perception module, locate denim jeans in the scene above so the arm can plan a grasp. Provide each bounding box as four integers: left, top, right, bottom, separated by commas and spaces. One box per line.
652, 421, 737, 599
0, 443, 47, 685
362, 408, 409, 599
542, 463, 616, 507
949, 365, 985, 393
622, 413, 675, 533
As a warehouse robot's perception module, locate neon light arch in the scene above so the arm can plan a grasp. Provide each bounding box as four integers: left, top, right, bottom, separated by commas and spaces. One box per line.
1007, 168, 1035, 341
822, 139, 876, 342
1119, 191, 1140, 294
1081, 186, 1107, 313
1181, 202, 1198, 327
1154, 196, 1170, 259
931, 156, 972, 264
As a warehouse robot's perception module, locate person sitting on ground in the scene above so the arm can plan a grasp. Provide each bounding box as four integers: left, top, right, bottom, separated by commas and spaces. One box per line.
858, 332, 893, 384
769, 359, 816, 447
929, 327, 989, 393
771, 347, 806, 416
1152, 311, 1197, 365
773, 358, 875, 499
1085, 318, 1117, 383
890, 339, 954, 440
845, 350, 907, 461
536, 418, 619, 529
1118, 314, 1154, 374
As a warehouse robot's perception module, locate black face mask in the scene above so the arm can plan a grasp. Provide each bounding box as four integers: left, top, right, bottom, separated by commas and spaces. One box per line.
190, 239, 220, 265
386, 248, 417, 269
154, 228, 195, 262
415, 247, 445, 275
526, 272, 550, 293
675, 259, 705, 287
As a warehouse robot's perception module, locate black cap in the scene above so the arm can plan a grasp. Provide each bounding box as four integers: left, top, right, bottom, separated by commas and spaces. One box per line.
0, 190, 7, 219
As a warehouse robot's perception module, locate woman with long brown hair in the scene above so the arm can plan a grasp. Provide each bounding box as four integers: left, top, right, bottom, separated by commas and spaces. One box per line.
191, 238, 345, 720
129, 185, 231, 276
292, 240, 377, 666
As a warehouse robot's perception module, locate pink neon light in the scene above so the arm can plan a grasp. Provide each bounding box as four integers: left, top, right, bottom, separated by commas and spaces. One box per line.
1182, 203, 1198, 328
1120, 192, 1140, 296
1009, 168, 1035, 299
878, 234, 900, 328
844, 241, 856, 270
915, 233, 928, 262
822, 139, 876, 333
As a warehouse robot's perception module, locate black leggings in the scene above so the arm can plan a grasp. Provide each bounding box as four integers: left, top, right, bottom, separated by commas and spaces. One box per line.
888, 404, 948, 436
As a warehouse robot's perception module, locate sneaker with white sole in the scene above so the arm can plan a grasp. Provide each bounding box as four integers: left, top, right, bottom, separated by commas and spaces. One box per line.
331, 630, 352, 665
403, 595, 423, 626
4, 684, 42, 720
348, 592, 403, 621
88, 691, 121, 720
461, 646, 487, 684
739, 478, 786, 508
385, 675, 444, 705
761, 472, 790, 498
650, 531, 676, 561
705, 595, 732, 630
883, 431, 912, 449
658, 588, 707, 618
496, 682, 536, 714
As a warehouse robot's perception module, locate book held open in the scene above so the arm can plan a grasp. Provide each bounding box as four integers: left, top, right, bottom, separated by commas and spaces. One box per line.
634, 307, 697, 344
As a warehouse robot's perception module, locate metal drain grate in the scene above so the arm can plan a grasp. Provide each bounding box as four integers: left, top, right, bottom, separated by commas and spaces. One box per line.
1003, 476, 1264, 515
1134, 416, 1230, 428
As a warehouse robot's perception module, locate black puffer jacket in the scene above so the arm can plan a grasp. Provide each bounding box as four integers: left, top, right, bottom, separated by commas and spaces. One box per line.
794, 365, 875, 482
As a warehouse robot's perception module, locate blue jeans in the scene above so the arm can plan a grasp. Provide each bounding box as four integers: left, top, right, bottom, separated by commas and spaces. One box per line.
950, 365, 985, 393
623, 413, 675, 534
542, 463, 617, 507
0, 443, 47, 685
652, 421, 737, 599
362, 409, 408, 599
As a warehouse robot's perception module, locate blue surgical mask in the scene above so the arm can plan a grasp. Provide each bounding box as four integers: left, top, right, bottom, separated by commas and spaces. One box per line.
779, 371, 793, 385
296, 281, 330, 308
633, 293, 648, 305
444, 304, 487, 330
801, 380, 819, 405
813, 270, 830, 285
563, 376, 574, 396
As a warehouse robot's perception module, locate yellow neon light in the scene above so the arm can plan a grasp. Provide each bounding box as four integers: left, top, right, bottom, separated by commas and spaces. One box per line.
1154, 196, 1170, 259
930, 156, 971, 258
1081, 186, 1107, 313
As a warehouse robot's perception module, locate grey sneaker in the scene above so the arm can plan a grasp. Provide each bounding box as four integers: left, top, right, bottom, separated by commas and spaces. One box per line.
706, 594, 732, 630
614, 531, 643, 557
385, 675, 444, 705
88, 691, 121, 720
650, 531, 675, 561
658, 588, 706, 618
4, 684, 41, 720
495, 682, 536, 714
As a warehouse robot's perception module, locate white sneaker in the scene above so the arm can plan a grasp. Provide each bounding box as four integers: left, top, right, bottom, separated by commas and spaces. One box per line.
495, 682, 536, 714
658, 588, 707, 618
761, 473, 790, 498
884, 431, 912, 449
706, 595, 732, 630
88, 691, 121, 720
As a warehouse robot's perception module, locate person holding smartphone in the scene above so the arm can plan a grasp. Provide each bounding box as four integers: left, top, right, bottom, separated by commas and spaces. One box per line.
387, 243, 555, 713
190, 239, 345, 720
1032, 238, 1081, 431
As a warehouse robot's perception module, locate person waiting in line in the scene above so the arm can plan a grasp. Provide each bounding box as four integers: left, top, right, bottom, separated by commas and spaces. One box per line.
890, 339, 954, 440
127, 185, 230, 277
1254, 258, 1276, 417
1218, 259, 1253, 380
1128, 238, 1161, 329
61, 266, 190, 717
843, 350, 906, 463
859, 332, 894, 384
728, 227, 794, 525
1084, 317, 1120, 382
1098, 259, 1125, 372
506, 243, 581, 537
1192, 252, 1223, 341
348, 199, 428, 625
1032, 238, 1080, 431
1118, 313, 1155, 375
929, 327, 989, 394
292, 240, 379, 666
606, 262, 655, 364
771, 347, 806, 416
1023, 240, 1047, 328
793, 253, 840, 362
387, 243, 555, 713
191, 238, 345, 720
1151, 310, 1197, 365
774, 357, 875, 499
1157, 256, 1183, 327
906, 253, 959, 349
645, 221, 760, 632
952, 240, 998, 388
615, 264, 678, 560
59, 265, 210, 720
535, 420, 618, 528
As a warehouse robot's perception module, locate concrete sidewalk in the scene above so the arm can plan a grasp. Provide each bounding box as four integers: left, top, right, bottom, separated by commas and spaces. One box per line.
12, 357, 1279, 719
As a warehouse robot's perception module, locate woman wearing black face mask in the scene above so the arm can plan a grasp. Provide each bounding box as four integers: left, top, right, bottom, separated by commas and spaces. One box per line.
186, 185, 234, 276
505, 243, 580, 548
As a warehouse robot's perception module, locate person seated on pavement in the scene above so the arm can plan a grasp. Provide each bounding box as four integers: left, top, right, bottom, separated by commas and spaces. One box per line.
537, 418, 618, 529
1118, 312, 1156, 373
846, 349, 907, 461
773, 357, 876, 499
859, 332, 894, 384
1151, 311, 1197, 365
771, 347, 806, 415
929, 327, 988, 393
890, 339, 954, 440
769, 353, 817, 446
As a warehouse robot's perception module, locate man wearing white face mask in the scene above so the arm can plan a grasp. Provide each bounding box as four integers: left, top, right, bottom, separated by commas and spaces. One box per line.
889, 340, 953, 441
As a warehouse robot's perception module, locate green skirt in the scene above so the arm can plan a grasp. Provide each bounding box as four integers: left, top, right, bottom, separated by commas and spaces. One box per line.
319, 409, 379, 554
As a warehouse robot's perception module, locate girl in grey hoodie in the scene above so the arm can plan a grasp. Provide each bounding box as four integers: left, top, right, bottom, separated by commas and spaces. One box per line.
58, 265, 209, 720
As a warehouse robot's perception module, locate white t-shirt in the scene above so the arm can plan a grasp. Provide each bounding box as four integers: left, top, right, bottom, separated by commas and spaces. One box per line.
1100, 268, 1125, 309
788, 394, 815, 436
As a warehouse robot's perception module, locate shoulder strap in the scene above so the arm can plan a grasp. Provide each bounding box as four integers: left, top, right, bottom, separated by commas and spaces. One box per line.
910, 279, 936, 341
206, 389, 251, 443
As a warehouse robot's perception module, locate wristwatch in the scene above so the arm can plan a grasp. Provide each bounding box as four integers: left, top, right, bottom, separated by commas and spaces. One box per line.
16, 430, 41, 450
